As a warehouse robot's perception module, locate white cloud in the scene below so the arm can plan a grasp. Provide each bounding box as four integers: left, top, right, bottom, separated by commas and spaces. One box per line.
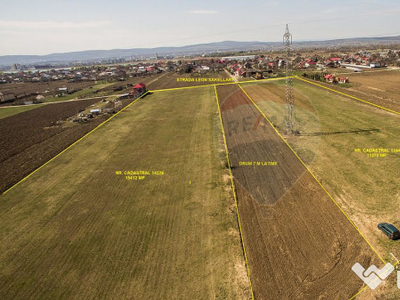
0, 20, 111, 30
187, 10, 218, 14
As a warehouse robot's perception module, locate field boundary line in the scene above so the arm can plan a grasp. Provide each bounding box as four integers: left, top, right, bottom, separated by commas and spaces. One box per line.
349, 259, 400, 299
150, 83, 224, 93
2, 91, 150, 195
237, 83, 386, 264
214, 85, 255, 300
149, 76, 289, 93
349, 285, 368, 300
295, 76, 400, 116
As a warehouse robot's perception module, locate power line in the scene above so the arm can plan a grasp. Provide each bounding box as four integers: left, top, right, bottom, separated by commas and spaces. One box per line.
284, 24, 295, 135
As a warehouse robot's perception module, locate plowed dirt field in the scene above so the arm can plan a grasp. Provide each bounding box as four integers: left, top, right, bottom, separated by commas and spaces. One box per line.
217, 84, 380, 299
0, 99, 108, 193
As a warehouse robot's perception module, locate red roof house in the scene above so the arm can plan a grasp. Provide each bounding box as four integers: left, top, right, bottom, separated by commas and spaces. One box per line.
305, 59, 317, 67
337, 77, 349, 83
130, 83, 147, 98
133, 83, 146, 89
324, 74, 335, 83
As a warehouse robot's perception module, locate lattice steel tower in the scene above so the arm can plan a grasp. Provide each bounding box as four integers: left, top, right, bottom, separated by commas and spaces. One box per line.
283, 24, 294, 134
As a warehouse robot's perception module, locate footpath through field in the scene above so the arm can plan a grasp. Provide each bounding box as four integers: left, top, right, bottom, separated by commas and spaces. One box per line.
215, 84, 381, 299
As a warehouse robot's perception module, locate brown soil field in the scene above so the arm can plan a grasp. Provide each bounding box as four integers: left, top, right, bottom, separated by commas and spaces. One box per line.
304, 70, 400, 113
0, 99, 109, 193
216, 84, 381, 299
147, 71, 231, 90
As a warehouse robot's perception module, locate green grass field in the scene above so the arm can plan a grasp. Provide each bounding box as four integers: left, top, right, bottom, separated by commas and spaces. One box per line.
0, 87, 250, 299
0, 104, 46, 119
243, 81, 400, 262
43, 82, 115, 103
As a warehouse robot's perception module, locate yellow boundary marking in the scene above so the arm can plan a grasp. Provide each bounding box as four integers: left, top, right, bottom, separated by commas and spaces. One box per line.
213, 85, 255, 300
295, 76, 400, 116
149, 76, 289, 93
237, 84, 386, 265
2, 74, 397, 298
2, 91, 149, 195
349, 285, 369, 300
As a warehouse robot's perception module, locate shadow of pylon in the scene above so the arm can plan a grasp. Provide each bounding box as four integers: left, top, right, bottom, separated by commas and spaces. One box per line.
294, 128, 380, 136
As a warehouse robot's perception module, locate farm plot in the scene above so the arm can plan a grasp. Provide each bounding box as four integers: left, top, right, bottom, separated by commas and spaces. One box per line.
0, 104, 46, 119
0, 88, 250, 300
302, 70, 400, 113
0, 99, 110, 193
0, 80, 94, 98
89, 73, 162, 95
216, 84, 381, 299
0, 80, 95, 105
0, 74, 163, 108
243, 80, 400, 299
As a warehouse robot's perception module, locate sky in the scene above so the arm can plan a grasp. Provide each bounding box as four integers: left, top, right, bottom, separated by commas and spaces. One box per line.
1, 0, 400, 55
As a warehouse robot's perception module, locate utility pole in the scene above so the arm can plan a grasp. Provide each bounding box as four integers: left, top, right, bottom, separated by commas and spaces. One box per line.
283, 24, 294, 134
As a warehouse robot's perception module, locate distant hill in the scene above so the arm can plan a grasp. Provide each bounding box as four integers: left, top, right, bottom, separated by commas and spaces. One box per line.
294, 35, 400, 48
1, 35, 399, 67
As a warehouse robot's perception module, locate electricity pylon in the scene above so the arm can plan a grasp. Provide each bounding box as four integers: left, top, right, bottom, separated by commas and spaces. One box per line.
283, 24, 294, 134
